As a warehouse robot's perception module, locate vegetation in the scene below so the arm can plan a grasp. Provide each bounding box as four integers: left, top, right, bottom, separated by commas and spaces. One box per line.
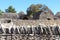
5, 6, 16, 13
0, 4, 50, 15
0, 9, 4, 15
26, 4, 49, 17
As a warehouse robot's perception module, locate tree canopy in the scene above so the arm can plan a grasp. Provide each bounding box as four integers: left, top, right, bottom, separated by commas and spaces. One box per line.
0, 9, 4, 15
26, 4, 49, 17
5, 6, 16, 13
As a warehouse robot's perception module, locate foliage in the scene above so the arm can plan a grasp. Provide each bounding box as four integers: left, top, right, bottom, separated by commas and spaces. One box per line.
5, 6, 16, 13
0, 9, 4, 15
26, 4, 49, 17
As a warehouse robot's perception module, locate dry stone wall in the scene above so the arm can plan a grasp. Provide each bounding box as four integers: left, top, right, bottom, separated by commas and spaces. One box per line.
0, 19, 60, 40
12, 20, 60, 26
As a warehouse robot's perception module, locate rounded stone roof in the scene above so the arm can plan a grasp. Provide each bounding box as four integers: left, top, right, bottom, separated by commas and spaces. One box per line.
55, 12, 60, 18
33, 10, 54, 20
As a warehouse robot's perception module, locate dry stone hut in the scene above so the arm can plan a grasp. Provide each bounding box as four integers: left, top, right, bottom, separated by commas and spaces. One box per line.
55, 12, 60, 19
33, 10, 54, 20
18, 12, 32, 20
33, 5, 54, 20
18, 13, 29, 20
18, 12, 26, 19
0, 13, 59, 40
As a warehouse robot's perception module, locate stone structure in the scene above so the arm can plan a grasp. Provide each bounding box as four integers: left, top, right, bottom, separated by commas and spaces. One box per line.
0, 19, 59, 40
0, 11, 59, 40
33, 11, 54, 20
55, 12, 60, 19
0, 19, 60, 40
0, 13, 18, 19
0, 11, 59, 20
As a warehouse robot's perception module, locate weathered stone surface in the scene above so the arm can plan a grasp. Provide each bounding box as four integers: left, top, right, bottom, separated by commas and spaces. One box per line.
0, 12, 59, 40
0, 13, 18, 19
33, 11, 54, 20
0, 19, 59, 40
55, 12, 60, 19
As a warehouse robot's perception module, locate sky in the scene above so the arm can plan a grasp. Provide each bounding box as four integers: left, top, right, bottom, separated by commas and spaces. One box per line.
0, 0, 60, 14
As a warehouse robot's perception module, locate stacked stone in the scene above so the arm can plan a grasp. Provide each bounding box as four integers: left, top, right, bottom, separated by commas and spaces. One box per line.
0, 25, 59, 40
0, 25, 59, 35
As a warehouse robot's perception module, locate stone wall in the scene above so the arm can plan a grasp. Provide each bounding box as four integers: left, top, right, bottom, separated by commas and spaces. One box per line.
12, 19, 60, 26
0, 19, 60, 40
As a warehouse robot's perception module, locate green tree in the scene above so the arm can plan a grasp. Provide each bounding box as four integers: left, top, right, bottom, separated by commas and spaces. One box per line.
0, 9, 4, 15
5, 6, 16, 13
26, 4, 49, 17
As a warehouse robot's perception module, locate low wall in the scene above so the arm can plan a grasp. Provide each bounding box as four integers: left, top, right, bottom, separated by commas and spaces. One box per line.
12, 20, 60, 26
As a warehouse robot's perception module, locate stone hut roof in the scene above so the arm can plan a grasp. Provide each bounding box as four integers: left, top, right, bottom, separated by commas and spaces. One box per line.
33, 11, 54, 20
18, 12, 32, 20
0, 13, 18, 19
55, 12, 60, 19
18, 12, 26, 19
